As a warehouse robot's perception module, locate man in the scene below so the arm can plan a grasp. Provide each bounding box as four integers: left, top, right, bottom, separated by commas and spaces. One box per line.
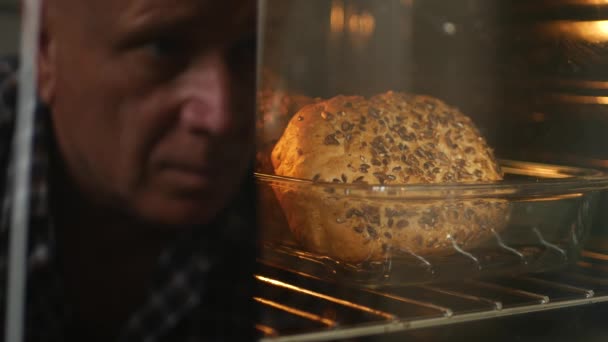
0, 0, 258, 341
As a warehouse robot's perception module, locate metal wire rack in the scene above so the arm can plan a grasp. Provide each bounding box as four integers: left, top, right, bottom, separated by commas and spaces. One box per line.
255, 249, 608, 341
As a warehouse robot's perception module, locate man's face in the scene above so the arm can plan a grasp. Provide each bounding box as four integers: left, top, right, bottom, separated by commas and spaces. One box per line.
39, 0, 256, 226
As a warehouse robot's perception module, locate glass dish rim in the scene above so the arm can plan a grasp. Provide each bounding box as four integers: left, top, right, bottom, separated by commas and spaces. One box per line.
254, 159, 608, 200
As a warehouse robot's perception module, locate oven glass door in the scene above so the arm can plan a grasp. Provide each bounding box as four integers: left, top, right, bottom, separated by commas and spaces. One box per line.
255, 1, 608, 340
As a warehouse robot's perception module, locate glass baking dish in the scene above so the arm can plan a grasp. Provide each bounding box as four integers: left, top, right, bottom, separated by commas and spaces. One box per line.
257, 160, 608, 287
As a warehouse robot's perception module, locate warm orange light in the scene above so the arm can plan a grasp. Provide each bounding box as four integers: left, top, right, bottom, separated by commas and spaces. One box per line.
552, 79, 608, 90
582, 250, 608, 261
359, 12, 376, 37
347, 11, 376, 39
254, 297, 336, 327
577, 260, 608, 273
366, 289, 453, 316
348, 14, 360, 34
255, 324, 279, 337
553, 0, 608, 4
515, 193, 584, 203
502, 164, 572, 179
330, 0, 345, 34
531, 112, 546, 122
545, 93, 608, 105
255, 275, 395, 320
597, 20, 608, 35
538, 20, 608, 42
527, 0, 608, 10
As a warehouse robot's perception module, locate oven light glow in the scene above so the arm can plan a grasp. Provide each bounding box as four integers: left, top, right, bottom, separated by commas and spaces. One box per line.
254, 297, 336, 326
255, 324, 279, 337
330, 0, 375, 42
596, 20, 608, 36
255, 275, 395, 320
348, 11, 376, 38
539, 20, 608, 42
502, 165, 571, 179
544, 93, 608, 105
330, 0, 345, 34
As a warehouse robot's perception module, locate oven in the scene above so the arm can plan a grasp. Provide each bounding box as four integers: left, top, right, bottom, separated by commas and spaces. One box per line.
254, 1, 608, 340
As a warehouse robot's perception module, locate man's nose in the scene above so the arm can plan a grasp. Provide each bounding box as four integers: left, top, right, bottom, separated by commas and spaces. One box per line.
178, 51, 233, 135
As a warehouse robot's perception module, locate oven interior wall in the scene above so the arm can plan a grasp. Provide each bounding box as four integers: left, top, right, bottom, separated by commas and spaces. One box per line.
260, 0, 608, 243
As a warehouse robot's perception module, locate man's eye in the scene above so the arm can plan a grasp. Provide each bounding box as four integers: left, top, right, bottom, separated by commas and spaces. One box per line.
143, 39, 182, 59
133, 38, 188, 80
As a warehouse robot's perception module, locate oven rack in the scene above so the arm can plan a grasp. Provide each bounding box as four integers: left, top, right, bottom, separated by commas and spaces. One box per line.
259, 221, 581, 287
255, 250, 608, 341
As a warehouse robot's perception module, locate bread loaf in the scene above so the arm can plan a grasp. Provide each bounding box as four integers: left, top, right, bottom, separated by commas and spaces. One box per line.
255, 69, 319, 173
255, 69, 320, 245
271, 91, 509, 263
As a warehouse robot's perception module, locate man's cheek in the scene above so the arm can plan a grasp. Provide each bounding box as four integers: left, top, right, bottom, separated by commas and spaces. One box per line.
116, 147, 147, 199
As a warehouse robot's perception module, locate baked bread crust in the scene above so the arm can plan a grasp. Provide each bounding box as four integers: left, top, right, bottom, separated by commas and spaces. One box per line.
271, 91, 508, 263
255, 69, 319, 173
255, 70, 320, 244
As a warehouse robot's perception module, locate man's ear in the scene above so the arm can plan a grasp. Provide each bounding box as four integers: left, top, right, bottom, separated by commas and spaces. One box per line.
37, 4, 56, 105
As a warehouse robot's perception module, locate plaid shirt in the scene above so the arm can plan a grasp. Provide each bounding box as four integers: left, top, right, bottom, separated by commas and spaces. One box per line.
0, 58, 258, 341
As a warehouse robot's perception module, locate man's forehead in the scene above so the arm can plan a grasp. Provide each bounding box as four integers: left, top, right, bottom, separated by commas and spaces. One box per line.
120, 0, 212, 24
51, 0, 254, 34
123, 0, 252, 30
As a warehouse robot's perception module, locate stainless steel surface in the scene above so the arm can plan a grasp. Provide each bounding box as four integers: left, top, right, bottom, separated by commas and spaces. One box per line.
5, 2, 41, 341
256, 255, 608, 341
